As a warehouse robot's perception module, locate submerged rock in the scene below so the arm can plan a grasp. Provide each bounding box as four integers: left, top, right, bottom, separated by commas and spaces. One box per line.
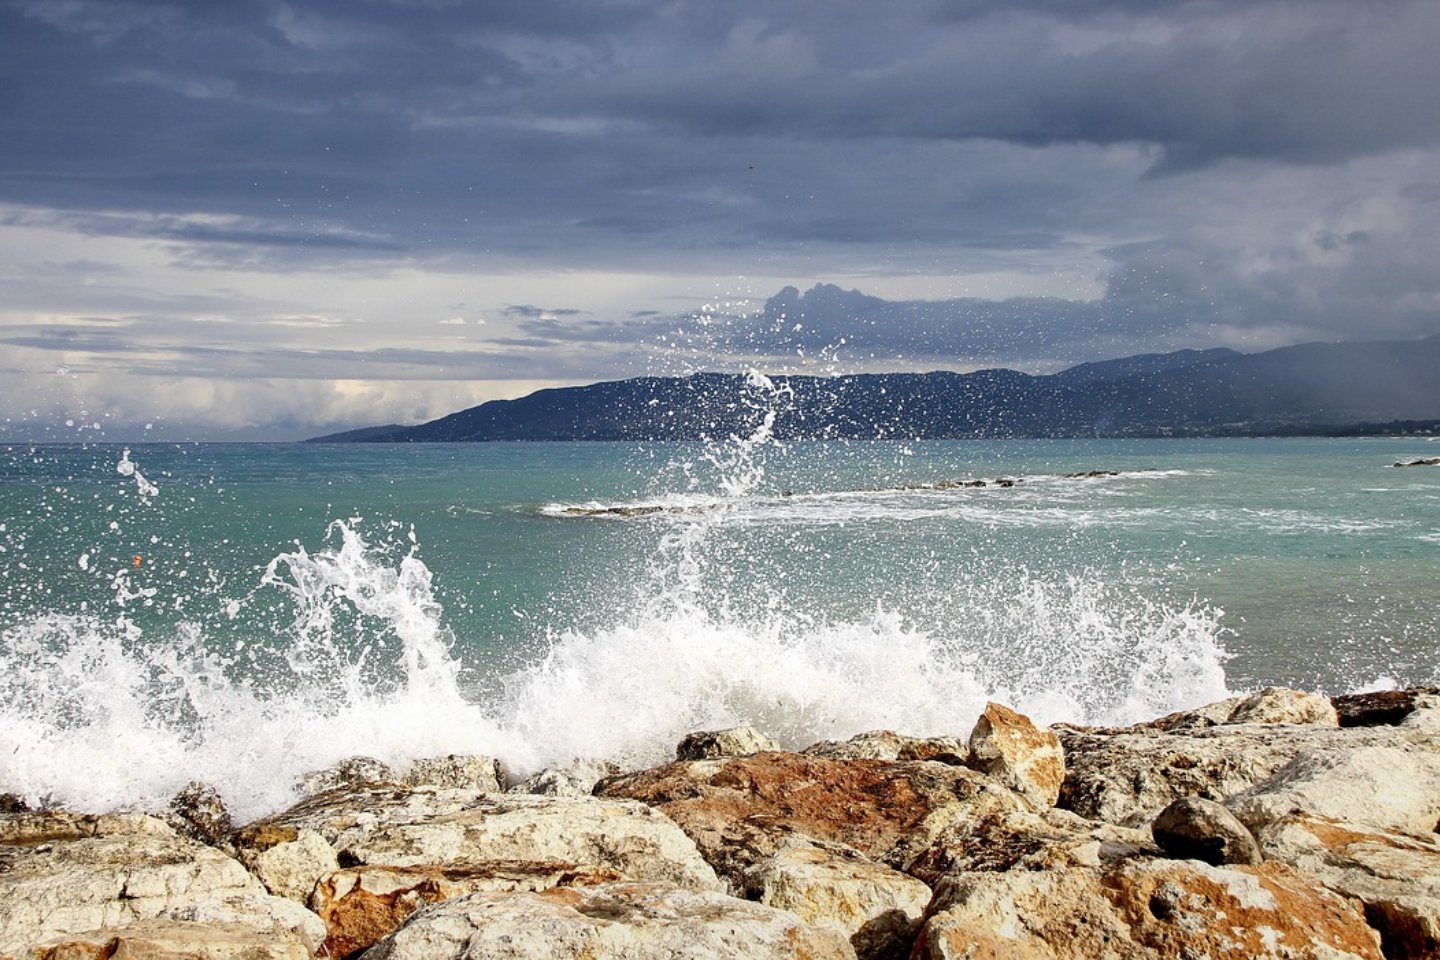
1151, 796, 1263, 866
918, 859, 1383, 960
967, 703, 1065, 808
597, 752, 1027, 890
361, 882, 857, 960
676, 726, 780, 761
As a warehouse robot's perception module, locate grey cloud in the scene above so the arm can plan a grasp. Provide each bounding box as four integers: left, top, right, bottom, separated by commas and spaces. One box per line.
503, 304, 583, 318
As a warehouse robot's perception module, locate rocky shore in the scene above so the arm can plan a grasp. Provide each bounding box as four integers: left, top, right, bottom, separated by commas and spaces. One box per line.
3, 686, 1439, 959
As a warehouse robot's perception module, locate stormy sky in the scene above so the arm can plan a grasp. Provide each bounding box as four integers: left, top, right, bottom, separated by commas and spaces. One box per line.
2, 0, 1437, 439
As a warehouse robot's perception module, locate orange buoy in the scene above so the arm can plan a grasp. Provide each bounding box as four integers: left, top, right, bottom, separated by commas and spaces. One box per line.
132, 555, 143, 568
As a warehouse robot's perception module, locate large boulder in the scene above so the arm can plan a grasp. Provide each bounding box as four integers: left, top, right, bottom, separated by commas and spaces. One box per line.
235, 826, 340, 903
1226, 742, 1440, 835
677, 726, 781, 760
1228, 687, 1339, 726
967, 703, 1065, 808
803, 731, 967, 765
0, 812, 324, 957
401, 755, 505, 793
1057, 722, 1440, 826
597, 752, 1027, 890
507, 759, 623, 797
905, 807, 1157, 886
245, 786, 720, 957
1151, 796, 1262, 866
744, 842, 931, 960
917, 859, 1383, 960
1257, 813, 1440, 959
361, 883, 857, 960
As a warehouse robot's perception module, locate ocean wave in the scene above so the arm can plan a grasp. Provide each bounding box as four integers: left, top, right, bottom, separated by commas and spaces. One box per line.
0, 520, 1230, 821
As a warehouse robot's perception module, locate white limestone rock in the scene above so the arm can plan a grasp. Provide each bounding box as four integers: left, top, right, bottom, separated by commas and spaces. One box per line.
0, 812, 324, 956
361, 882, 857, 960
746, 842, 931, 960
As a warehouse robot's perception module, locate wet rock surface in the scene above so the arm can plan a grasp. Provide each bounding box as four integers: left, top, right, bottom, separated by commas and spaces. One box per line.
677, 725, 781, 760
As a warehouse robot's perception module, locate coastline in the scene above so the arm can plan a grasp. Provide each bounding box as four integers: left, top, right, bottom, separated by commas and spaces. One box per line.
3, 686, 1438, 959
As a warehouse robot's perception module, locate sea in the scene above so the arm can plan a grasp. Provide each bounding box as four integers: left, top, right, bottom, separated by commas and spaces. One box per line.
2, 425, 1438, 821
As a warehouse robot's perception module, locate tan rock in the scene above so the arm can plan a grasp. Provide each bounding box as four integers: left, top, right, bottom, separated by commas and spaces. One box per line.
361, 882, 857, 960
509, 758, 622, 797
802, 731, 967, 764
677, 726, 781, 760
1144, 696, 1245, 731
295, 756, 398, 796
0, 812, 324, 956
746, 842, 931, 960
1402, 694, 1440, 734
309, 864, 624, 960
967, 703, 1065, 808
905, 807, 1156, 886
597, 753, 1027, 890
238, 828, 339, 903
1257, 813, 1440, 959
331, 794, 721, 891
29, 919, 314, 960
248, 787, 720, 956
1057, 722, 1440, 826
1228, 687, 1339, 726
1227, 743, 1440, 834
401, 755, 504, 793
918, 859, 1382, 960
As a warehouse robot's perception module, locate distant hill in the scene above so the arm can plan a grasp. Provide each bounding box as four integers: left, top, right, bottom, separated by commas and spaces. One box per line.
309, 334, 1440, 442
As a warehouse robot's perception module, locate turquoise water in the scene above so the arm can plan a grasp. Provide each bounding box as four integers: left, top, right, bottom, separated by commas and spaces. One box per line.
1, 435, 1437, 817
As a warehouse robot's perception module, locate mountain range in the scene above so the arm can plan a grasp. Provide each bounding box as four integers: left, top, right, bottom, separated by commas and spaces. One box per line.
310, 334, 1440, 442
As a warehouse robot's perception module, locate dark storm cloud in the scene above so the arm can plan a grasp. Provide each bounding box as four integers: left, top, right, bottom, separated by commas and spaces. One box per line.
2, 0, 1439, 419
4, 0, 1435, 256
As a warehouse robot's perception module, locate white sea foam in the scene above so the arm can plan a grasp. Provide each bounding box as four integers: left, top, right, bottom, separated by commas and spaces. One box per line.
0, 402, 1233, 821
0, 517, 1231, 822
